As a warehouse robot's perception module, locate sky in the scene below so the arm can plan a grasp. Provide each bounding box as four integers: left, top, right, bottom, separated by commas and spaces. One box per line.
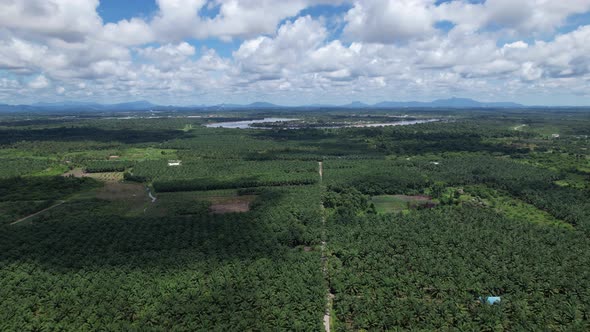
1, 0, 590, 106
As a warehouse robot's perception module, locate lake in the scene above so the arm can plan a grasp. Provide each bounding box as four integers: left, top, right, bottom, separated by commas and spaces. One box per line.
205, 118, 440, 129
205, 118, 299, 129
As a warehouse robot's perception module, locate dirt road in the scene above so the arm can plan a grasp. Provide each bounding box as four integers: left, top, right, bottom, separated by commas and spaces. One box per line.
319, 160, 333, 332
10, 201, 66, 225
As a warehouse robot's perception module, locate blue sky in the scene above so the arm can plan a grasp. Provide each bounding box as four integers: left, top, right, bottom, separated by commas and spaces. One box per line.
1, 0, 590, 106
98, 0, 159, 23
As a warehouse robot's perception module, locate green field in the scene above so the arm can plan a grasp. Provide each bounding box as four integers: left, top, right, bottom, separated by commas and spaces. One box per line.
371, 195, 409, 213
371, 195, 435, 214
1, 109, 589, 330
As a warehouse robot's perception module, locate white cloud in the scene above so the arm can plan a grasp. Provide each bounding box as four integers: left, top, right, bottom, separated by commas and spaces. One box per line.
234, 16, 328, 79
436, 0, 590, 35
102, 18, 155, 46
0, 0, 102, 42
138, 42, 196, 65
0, 0, 589, 105
149, 0, 348, 41
344, 0, 436, 43
28, 75, 50, 89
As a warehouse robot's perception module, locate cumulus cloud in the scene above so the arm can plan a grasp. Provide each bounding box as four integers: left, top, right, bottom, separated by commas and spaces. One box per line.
0, 0, 588, 105
101, 18, 155, 46
28, 75, 50, 89
344, 0, 437, 43
139, 42, 196, 63
436, 0, 590, 35
0, 0, 102, 42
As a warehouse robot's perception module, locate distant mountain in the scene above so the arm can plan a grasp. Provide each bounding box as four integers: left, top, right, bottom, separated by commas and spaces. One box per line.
211, 102, 282, 110
109, 100, 156, 110
0, 100, 158, 112
342, 101, 370, 108
373, 98, 523, 108
430, 97, 522, 108
33, 101, 103, 108
246, 102, 282, 109
373, 101, 425, 108
0, 98, 527, 113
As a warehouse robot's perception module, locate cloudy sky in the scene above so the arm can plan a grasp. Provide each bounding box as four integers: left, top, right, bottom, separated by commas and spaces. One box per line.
1, 0, 590, 106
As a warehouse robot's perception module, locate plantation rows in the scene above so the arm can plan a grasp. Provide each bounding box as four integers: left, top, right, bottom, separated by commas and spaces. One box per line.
0, 186, 326, 330
323, 159, 428, 195
1, 110, 588, 330
0, 176, 98, 202
0, 200, 54, 225
131, 160, 319, 192
84, 160, 136, 173
0, 158, 54, 178
323, 155, 590, 231
326, 206, 590, 331
162, 131, 287, 160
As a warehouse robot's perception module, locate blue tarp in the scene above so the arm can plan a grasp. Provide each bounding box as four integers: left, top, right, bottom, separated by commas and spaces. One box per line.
486, 296, 501, 305
479, 296, 501, 305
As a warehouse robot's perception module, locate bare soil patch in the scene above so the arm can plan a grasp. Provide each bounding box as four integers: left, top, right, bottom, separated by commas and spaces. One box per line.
63, 168, 85, 178
96, 182, 148, 202
372, 195, 437, 214
63, 168, 123, 182
208, 195, 256, 214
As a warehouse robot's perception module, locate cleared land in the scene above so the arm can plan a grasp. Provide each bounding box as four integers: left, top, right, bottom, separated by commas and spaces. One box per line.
63, 168, 124, 182
371, 194, 436, 214
207, 195, 257, 214
95, 182, 149, 202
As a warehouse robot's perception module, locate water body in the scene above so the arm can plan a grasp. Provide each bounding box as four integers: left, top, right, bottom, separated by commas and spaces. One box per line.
205, 118, 298, 129
205, 118, 440, 129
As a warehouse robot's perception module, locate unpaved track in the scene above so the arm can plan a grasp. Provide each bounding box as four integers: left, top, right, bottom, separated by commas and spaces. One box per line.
319, 161, 333, 332
10, 201, 66, 225
147, 186, 157, 203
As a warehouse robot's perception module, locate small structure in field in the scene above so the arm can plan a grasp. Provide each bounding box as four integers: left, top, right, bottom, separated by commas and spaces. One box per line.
109, 155, 120, 159
551, 134, 560, 138
168, 160, 182, 166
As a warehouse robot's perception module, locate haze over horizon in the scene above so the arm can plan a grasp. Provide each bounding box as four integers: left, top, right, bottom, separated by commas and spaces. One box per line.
1, 0, 590, 106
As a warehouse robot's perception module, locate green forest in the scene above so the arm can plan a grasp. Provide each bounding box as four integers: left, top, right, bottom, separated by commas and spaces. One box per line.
0, 109, 589, 331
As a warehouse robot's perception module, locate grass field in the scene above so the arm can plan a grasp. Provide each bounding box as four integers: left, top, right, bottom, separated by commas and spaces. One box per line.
458, 186, 573, 230
371, 195, 435, 214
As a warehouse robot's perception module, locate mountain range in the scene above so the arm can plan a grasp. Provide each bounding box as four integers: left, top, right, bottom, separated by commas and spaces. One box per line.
0, 98, 529, 112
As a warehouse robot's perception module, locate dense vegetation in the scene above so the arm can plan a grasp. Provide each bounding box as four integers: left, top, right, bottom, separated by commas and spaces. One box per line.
0, 108, 588, 330
327, 206, 590, 331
